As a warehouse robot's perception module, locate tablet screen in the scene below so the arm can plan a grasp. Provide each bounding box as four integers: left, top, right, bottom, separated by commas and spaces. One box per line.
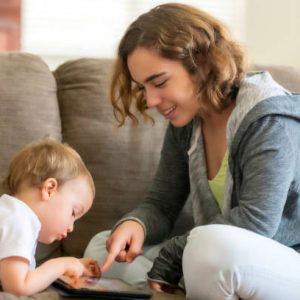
60, 275, 136, 292
54, 275, 153, 299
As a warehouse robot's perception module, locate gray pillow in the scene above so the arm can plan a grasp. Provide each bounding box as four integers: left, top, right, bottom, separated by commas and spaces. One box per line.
0, 53, 62, 264
0, 53, 61, 182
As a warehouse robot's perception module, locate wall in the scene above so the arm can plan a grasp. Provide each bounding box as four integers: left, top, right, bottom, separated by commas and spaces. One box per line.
21, 0, 246, 70
245, 0, 300, 68
21, 0, 300, 69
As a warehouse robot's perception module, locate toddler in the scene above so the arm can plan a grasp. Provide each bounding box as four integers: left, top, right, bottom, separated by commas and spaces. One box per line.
0, 138, 100, 295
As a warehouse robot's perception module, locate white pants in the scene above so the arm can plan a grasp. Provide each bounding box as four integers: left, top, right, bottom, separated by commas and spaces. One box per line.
85, 226, 300, 299
183, 225, 300, 300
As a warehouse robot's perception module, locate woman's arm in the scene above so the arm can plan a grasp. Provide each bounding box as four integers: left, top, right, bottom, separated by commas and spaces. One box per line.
123, 123, 192, 244
0, 256, 100, 296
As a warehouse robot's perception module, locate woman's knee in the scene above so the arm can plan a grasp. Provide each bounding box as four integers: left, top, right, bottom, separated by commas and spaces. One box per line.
183, 225, 234, 275
184, 225, 240, 263
182, 225, 244, 299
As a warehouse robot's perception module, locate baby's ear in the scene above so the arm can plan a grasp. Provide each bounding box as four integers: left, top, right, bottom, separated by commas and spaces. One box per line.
41, 178, 58, 201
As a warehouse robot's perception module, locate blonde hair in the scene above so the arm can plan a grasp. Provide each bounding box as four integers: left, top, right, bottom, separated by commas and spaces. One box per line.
111, 3, 247, 126
2, 138, 95, 196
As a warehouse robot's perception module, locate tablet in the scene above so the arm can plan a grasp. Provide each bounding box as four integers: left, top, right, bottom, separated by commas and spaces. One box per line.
52, 275, 152, 299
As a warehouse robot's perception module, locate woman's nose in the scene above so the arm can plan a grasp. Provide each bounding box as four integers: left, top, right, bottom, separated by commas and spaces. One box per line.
145, 89, 162, 108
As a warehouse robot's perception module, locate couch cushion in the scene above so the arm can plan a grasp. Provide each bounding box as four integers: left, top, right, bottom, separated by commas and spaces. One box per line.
0, 53, 62, 263
252, 65, 300, 92
54, 58, 168, 257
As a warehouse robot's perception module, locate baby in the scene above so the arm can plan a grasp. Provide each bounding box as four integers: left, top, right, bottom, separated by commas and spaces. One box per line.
0, 138, 100, 295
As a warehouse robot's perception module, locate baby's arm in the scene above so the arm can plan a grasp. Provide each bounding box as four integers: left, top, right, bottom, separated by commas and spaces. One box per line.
0, 256, 100, 296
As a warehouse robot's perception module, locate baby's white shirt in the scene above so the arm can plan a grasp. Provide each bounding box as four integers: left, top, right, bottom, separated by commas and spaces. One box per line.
0, 194, 41, 269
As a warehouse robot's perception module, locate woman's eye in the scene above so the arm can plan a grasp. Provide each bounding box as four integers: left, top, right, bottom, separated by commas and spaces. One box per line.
155, 80, 167, 88
137, 85, 145, 91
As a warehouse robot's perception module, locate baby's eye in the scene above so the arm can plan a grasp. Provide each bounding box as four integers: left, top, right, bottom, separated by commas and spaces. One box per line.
72, 210, 76, 218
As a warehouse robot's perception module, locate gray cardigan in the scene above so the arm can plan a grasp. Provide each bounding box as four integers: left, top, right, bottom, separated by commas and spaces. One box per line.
122, 72, 300, 284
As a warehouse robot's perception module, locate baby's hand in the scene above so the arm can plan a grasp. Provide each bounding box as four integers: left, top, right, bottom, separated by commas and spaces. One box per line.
79, 258, 101, 278
63, 257, 100, 279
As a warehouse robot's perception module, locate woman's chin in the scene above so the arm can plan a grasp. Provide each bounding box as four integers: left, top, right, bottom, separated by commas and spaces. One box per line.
170, 118, 192, 127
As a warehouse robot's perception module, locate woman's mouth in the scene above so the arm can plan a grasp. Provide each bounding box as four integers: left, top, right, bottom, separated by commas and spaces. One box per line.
161, 106, 176, 119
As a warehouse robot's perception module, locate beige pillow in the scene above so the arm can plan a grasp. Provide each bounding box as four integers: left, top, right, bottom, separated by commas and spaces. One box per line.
251, 65, 300, 92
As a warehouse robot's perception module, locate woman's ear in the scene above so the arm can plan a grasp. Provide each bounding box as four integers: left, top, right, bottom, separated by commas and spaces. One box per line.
41, 178, 58, 201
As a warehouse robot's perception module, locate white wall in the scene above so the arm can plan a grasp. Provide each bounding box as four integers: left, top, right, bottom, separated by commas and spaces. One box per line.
22, 0, 300, 70
245, 0, 300, 68
21, 0, 246, 70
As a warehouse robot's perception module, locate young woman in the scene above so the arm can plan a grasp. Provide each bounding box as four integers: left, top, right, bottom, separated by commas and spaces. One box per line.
85, 3, 300, 299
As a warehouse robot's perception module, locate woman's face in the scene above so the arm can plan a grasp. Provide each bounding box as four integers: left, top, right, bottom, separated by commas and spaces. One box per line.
127, 47, 201, 127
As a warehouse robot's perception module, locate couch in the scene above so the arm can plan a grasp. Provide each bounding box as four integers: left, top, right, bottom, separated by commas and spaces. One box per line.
0, 53, 300, 300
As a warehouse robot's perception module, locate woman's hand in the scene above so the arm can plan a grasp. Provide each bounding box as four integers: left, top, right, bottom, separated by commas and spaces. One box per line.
147, 234, 188, 290
148, 280, 185, 295
101, 220, 145, 272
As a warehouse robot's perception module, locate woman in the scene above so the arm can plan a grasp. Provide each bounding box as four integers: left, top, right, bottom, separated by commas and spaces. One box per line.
85, 3, 300, 299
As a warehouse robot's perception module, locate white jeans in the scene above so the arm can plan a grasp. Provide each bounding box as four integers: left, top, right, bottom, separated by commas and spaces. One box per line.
183, 225, 300, 300
85, 226, 300, 299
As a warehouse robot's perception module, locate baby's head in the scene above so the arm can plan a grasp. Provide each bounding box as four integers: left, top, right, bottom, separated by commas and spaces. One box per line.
2, 138, 95, 244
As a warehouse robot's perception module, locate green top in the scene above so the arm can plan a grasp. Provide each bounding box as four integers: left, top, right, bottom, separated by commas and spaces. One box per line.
208, 151, 228, 211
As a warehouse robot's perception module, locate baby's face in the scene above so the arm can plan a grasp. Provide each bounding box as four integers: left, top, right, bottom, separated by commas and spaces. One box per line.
38, 176, 94, 244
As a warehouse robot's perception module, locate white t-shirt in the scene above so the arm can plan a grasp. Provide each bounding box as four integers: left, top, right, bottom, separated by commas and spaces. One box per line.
0, 194, 41, 269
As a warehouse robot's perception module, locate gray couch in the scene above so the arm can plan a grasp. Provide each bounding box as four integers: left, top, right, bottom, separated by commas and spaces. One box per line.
0, 53, 300, 300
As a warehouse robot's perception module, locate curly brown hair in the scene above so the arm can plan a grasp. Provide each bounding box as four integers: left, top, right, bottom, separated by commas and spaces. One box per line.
111, 3, 247, 126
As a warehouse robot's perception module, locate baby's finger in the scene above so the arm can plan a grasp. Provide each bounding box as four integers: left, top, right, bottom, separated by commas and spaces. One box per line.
87, 261, 101, 278
91, 261, 101, 278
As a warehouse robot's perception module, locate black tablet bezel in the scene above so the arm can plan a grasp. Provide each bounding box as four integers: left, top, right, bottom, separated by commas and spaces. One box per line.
52, 276, 152, 299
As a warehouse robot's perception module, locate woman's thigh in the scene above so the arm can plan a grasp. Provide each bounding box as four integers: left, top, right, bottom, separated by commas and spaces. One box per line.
84, 230, 164, 286
183, 224, 300, 300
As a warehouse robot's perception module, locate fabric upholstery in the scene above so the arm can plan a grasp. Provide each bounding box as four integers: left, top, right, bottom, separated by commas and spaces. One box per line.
0, 53, 61, 187
0, 291, 59, 300
251, 64, 300, 92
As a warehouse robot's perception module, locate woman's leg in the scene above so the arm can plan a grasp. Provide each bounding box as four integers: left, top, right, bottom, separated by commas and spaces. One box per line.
84, 230, 164, 286
183, 224, 300, 300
